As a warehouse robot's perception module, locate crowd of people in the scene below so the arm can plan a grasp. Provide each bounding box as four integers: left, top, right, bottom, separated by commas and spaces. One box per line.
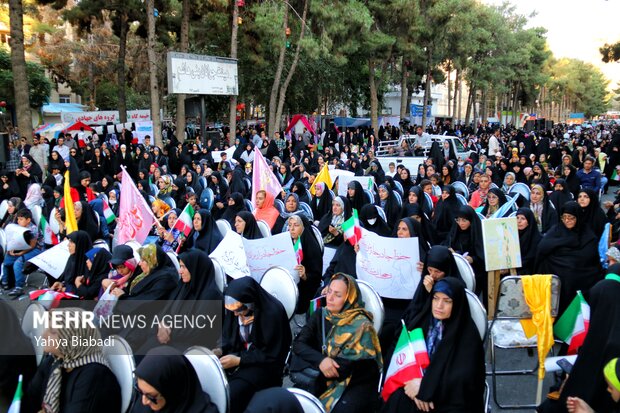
0, 119, 619, 412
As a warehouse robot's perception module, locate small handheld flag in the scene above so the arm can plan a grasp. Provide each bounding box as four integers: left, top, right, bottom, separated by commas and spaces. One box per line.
294, 237, 303, 264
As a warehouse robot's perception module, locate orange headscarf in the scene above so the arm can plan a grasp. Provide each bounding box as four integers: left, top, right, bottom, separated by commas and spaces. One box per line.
253, 191, 280, 229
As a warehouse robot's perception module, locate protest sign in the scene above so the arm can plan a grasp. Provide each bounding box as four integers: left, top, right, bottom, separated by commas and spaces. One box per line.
209, 231, 251, 279
28, 240, 71, 279
356, 230, 420, 299
481, 217, 522, 271
322, 246, 338, 275
243, 232, 298, 282
5, 224, 31, 251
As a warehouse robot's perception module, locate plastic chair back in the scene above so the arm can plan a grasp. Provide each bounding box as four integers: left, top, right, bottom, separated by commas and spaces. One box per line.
356, 280, 385, 334
185, 346, 229, 413
260, 266, 299, 319
102, 335, 136, 413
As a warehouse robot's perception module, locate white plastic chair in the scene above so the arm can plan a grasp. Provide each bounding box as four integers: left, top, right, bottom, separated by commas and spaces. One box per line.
510, 182, 531, 202
452, 181, 469, 199
453, 253, 476, 292
30, 204, 42, 226
244, 199, 255, 212
287, 388, 326, 413
0, 228, 6, 252
311, 225, 324, 253
393, 191, 402, 207
256, 220, 271, 238
299, 202, 314, 220
184, 346, 230, 413
375, 206, 387, 223
21, 302, 47, 365
456, 193, 468, 206
216, 219, 232, 236
0, 199, 8, 221
167, 251, 180, 273
465, 289, 487, 341
356, 279, 385, 334
260, 266, 299, 320
211, 258, 227, 293
93, 239, 110, 252
102, 335, 136, 413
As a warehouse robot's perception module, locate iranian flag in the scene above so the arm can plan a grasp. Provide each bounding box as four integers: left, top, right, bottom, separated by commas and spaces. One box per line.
294, 237, 303, 264
7, 375, 22, 413
39, 215, 59, 246
381, 326, 430, 401
102, 199, 116, 224
342, 209, 362, 246
173, 203, 195, 237
554, 291, 590, 355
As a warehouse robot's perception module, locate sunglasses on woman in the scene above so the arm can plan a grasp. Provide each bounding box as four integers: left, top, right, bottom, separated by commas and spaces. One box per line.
133, 382, 161, 405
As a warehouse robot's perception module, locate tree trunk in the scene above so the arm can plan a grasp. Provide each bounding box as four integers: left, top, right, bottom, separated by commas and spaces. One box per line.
267, 5, 289, 137
146, 0, 162, 146
369, 59, 379, 134
118, 11, 128, 123
456, 71, 462, 123
480, 89, 487, 123
399, 56, 408, 120
512, 82, 520, 126
446, 60, 451, 118
176, 0, 190, 142
452, 68, 459, 120
228, 0, 239, 145
8, 0, 32, 141
421, 47, 432, 128
274, 0, 309, 136
464, 84, 473, 126
473, 90, 478, 127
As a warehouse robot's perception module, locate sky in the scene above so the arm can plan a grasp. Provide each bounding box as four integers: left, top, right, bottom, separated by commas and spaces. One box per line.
482, 0, 620, 89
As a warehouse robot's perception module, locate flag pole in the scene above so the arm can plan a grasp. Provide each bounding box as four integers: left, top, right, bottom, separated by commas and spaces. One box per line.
401, 319, 423, 377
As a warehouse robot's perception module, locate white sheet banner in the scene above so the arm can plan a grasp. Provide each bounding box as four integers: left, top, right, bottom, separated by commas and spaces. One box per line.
243, 232, 298, 282
5, 224, 31, 251
337, 175, 375, 197
28, 240, 71, 279
328, 168, 354, 185
356, 230, 420, 299
61, 110, 151, 125
209, 231, 251, 279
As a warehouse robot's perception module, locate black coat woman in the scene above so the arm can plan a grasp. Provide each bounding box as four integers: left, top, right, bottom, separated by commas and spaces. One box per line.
535, 201, 602, 313
381, 278, 485, 413
220, 277, 292, 413
516, 208, 542, 275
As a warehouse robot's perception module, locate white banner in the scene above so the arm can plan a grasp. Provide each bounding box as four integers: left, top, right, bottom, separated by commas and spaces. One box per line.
208, 231, 251, 279
61, 110, 151, 125
337, 175, 375, 197
28, 240, 71, 279
243, 232, 298, 282
211, 145, 237, 163
328, 168, 354, 185
356, 230, 420, 299
134, 121, 154, 144
167, 52, 238, 95
5, 224, 31, 251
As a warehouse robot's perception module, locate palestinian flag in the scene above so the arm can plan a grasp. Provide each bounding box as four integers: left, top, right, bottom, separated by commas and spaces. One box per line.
554, 291, 590, 355
7, 375, 22, 413
102, 199, 116, 224
173, 203, 195, 237
294, 237, 303, 264
342, 209, 362, 246
40, 215, 59, 246
381, 326, 430, 401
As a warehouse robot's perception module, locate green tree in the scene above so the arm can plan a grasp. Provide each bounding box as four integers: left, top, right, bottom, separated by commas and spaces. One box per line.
0, 46, 51, 113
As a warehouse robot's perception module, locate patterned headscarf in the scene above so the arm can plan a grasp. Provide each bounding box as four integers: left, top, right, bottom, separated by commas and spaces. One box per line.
158, 175, 173, 196
131, 244, 158, 292
320, 273, 382, 412
42, 308, 109, 413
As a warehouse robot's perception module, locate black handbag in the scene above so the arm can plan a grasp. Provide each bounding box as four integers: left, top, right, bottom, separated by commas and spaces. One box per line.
290, 314, 327, 394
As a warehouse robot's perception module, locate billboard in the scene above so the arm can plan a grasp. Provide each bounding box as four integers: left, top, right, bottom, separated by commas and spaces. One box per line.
61, 110, 151, 125
167, 52, 238, 96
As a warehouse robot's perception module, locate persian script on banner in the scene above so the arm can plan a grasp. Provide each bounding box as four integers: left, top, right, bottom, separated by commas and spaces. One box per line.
243, 232, 298, 283
356, 229, 420, 299
208, 231, 251, 279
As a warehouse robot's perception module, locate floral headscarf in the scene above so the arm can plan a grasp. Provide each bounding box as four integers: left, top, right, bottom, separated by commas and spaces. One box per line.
320, 273, 382, 411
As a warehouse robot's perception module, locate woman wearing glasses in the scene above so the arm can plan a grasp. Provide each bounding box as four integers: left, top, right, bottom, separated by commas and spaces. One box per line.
535, 201, 602, 314
132, 346, 217, 413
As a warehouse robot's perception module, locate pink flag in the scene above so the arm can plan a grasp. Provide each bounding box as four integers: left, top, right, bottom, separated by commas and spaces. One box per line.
251, 149, 284, 205
117, 167, 157, 245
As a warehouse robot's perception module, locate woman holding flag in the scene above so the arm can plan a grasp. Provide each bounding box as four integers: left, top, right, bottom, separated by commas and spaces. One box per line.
293, 273, 382, 413
381, 278, 485, 412
288, 215, 323, 314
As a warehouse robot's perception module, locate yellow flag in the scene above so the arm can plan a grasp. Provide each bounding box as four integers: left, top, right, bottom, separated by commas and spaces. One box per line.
310, 164, 333, 196
521, 274, 554, 380
63, 170, 78, 234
